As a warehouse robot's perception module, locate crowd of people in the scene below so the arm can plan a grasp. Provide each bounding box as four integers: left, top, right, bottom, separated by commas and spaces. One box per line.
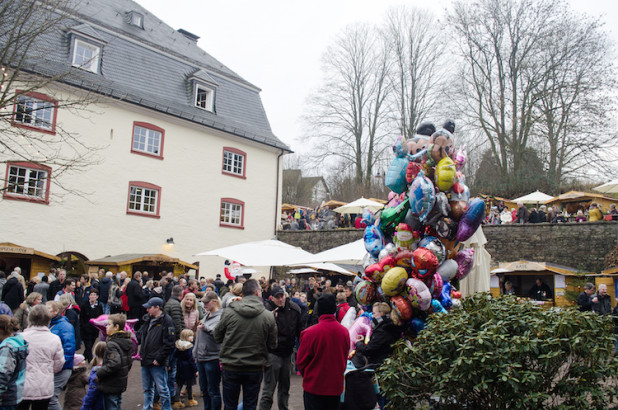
485, 201, 618, 225
0, 266, 398, 410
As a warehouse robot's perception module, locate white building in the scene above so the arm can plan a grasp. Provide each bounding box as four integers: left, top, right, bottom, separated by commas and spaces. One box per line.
0, 0, 290, 278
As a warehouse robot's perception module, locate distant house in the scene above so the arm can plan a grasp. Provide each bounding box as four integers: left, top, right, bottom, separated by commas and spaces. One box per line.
283, 169, 330, 207
0, 0, 290, 278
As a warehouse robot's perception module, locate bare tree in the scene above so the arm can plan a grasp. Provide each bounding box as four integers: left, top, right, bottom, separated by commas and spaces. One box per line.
303, 23, 393, 187
533, 13, 617, 188
448, 0, 617, 190
383, 6, 446, 139
0, 0, 104, 198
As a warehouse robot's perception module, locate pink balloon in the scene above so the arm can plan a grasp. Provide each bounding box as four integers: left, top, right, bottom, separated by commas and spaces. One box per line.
89, 314, 140, 360
348, 316, 373, 354
454, 248, 475, 280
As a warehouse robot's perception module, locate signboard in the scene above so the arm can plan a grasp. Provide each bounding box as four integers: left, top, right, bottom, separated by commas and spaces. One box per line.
0, 245, 34, 255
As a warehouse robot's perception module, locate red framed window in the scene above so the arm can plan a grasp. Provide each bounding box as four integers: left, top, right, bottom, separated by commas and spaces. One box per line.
222, 147, 246, 178
220, 198, 245, 229
11, 91, 58, 134
127, 181, 161, 218
3, 162, 51, 204
131, 122, 165, 159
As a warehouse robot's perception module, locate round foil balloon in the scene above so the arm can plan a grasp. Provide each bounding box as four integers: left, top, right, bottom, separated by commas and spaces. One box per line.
454, 248, 475, 280
418, 236, 446, 264
435, 156, 457, 192
378, 243, 397, 261
408, 171, 436, 222
413, 247, 439, 279
449, 201, 468, 221
456, 198, 486, 242
391, 295, 413, 322
364, 224, 385, 258
437, 259, 458, 282
355, 280, 377, 306
406, 278, 432, 311
431, 272, 443, 299
381, 267, 409, 296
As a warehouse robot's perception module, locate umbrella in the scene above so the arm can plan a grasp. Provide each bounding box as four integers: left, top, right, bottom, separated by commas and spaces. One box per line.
512, 190, 554, 205
593, 178, 618, 194
298, 239, 366, 265
195, 239, 314, 267
334, 197, 384, 214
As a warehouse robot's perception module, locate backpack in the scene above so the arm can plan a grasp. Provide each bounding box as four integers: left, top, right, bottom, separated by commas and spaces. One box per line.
109, 284, 123, 308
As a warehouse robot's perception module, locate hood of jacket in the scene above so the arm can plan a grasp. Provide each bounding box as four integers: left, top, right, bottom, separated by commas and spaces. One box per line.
175, 339, 193, 351
100, 276, 111, 285
107, 330, 134, 351
229, 295, 266, 318
0, 334, 29, 359
50, 314, 70, 326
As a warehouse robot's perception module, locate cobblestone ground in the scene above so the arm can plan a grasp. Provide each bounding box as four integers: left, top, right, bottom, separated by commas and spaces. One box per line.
61, 358, 306, 409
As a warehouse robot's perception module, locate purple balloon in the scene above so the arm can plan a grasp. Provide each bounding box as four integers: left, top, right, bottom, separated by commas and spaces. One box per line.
454, 248, 475, 280
455, 198, 485, 242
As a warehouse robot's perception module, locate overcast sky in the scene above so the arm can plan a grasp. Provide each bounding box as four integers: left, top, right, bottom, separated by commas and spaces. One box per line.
137, 0, 618, 155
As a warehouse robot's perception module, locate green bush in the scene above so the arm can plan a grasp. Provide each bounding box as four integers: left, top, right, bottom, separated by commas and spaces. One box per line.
377, 293, 618, 409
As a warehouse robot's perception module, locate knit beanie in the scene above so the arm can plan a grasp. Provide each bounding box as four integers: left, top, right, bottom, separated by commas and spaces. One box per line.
317, 294, 337, 316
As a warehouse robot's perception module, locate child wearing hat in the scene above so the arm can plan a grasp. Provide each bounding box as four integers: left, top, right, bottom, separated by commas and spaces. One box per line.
63, 353, 88, 410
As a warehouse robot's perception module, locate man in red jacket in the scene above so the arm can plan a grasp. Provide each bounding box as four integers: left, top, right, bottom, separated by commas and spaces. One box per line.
296, 293, 349, 410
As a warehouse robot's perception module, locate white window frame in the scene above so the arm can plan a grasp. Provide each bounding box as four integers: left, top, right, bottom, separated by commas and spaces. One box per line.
194, 83, 215, 112
6, 164, 49, 199
223, 150, 245, 176
128, 185, 159, 215
72, 38, 101, 74
14, 95, 55, 131
132, 124, 162, 156
220, 200, 243, 227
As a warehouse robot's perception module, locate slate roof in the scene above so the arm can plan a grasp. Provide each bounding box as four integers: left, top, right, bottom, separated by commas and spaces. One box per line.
20, 0, 290, 151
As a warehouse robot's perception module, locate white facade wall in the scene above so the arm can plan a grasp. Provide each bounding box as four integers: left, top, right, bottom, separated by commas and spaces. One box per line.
0, 87, 284, 277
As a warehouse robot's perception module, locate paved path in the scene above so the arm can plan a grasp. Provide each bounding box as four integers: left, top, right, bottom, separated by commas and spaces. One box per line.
63, 357, 306, 409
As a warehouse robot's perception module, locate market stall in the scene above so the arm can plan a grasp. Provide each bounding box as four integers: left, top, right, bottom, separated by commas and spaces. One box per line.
86, 253, 198, 278
0, 242, 61, 279
544, 191, 618, 215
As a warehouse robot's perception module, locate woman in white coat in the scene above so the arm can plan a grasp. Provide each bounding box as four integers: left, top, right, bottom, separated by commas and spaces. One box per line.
18, 304, 65, 410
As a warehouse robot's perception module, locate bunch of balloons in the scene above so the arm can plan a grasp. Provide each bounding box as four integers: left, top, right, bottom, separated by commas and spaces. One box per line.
355, 120, 484, 335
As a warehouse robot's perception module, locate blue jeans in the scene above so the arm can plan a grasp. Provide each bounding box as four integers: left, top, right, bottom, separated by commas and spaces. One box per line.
142, 366, 171, 410
198, 360, 222, 410
103, 393, 122, 410
222, 369, 262, 410
167, 355, 177, 400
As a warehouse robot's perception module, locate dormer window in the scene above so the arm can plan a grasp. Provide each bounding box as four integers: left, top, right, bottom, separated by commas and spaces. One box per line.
128, 11, 144, 28
72, 38, 101, 74
194, 83, 215, 112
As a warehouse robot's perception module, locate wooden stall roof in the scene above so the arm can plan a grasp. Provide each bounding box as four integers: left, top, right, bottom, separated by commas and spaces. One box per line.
0, 242, 61, 261
321, 200, 347, 209
368, 197, 388, 204
601, 266, 618, 275
85, 253, 198, 270
478, 194, 517, 210
545, 191, 618, 206
490, 260, 595, 276
281, 203, 313, 212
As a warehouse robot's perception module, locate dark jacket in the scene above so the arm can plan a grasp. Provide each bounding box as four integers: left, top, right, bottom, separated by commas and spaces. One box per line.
354, 316, 402, 366
81, 366, 104, 410
577, 291, 593, 312
164, 297, 184, 339
528, 210, 540, 224
47, 279, 64, 302
264, 299, 302, 357
98, 277, 112, 304
80, 300, 104, 338
64, 365, 88, 410
2, 277, 24, 310
138, 311, 175, 367
64, 305, 82, 349
214, 294, 277, 372
593, 293, 612, 315
50, 314, 76, 369
175, 340, 197, 382
538, 210, 547, 223
291, 297, 309, 330
126, 279, 145, 308
97, 331, 134, 394
214, 278, 224, 291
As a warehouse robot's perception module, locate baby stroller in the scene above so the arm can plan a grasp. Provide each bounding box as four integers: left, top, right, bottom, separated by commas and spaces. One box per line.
341, 360, 379, 410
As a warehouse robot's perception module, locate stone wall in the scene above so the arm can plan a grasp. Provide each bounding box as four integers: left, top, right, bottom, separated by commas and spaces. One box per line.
277, 221, 618, 272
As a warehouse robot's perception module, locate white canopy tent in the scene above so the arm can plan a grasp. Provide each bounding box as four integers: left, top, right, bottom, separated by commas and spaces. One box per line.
593, 178, 618, 194
512, 190, 554, 205
299, 239, 366, 265
196, 239, 354, 275
334, 197, 384, 214
459, 226, 491, 297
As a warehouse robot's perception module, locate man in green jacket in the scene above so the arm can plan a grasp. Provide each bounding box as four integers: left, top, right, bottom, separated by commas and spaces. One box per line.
214, 279, 277, 410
